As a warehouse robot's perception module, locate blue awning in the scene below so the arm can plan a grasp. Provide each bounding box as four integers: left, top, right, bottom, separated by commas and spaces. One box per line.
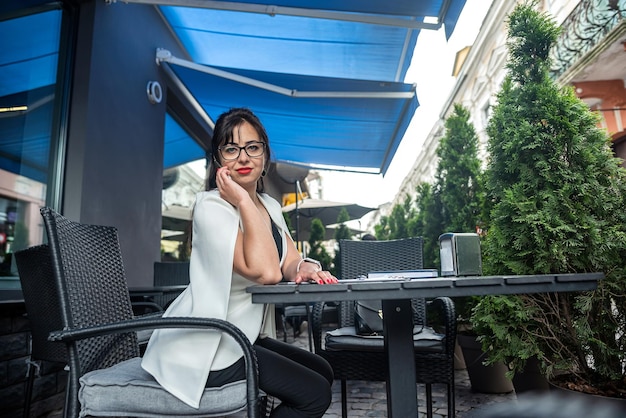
0, 1, 467, 178
164, 113, 205, 170
160, 53, 419, 172
153, 0, 466, 174
157, 0, 464, 83
160, 6, 417, 82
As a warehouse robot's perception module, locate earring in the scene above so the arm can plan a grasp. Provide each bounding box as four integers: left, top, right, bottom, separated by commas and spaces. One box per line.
261, 169, 267, 177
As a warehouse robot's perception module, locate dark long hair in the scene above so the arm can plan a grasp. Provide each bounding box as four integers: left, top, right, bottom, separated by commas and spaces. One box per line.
206, 108, 271, 193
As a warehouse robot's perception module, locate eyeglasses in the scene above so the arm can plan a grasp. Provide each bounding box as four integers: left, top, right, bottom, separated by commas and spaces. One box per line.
218, 142, 265, 161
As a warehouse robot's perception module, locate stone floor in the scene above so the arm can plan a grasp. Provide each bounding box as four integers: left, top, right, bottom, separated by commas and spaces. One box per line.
269, 321, 517, 418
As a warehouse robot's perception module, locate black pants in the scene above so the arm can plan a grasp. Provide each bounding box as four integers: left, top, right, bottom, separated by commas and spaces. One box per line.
207, 337, 334, 418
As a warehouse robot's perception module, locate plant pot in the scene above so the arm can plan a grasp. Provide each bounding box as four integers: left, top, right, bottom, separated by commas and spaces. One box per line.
512, 356, 549, 395
548, 379, 626, 413
457, 333, 514, 394
454, 337, 466, 370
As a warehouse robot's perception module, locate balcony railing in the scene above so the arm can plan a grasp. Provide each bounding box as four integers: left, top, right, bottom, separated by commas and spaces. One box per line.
550, 0, 626, 79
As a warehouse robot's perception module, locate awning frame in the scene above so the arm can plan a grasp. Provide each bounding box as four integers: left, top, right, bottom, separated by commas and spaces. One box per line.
159, 56, 216, 131
108, 0, 445, 30
156, 49, 417, 100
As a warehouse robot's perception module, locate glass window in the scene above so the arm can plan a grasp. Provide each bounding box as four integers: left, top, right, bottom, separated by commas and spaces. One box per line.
0, 8, 65, 281
161, 113, 205, 261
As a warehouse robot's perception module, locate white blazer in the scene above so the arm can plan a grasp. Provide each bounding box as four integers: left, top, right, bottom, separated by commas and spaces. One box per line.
141, 190, 289, 408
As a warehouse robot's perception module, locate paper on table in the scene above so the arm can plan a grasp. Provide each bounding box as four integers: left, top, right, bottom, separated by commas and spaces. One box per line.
339, 269, 438, 283
367, 269, 438, 279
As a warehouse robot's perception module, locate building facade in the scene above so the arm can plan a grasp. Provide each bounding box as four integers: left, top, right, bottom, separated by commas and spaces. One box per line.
386, 0, 626, 214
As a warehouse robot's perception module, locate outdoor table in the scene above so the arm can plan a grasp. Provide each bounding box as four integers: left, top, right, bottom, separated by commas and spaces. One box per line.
246, 273, 603, 418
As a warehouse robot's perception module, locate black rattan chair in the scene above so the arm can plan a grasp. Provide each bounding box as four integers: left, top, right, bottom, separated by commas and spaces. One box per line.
278, 303, 311, 343
15, 244, 67, 418
278, 301, 337, 351
311, 237, 456, 418
38, 207, 262, 418
151, 261, 190, 309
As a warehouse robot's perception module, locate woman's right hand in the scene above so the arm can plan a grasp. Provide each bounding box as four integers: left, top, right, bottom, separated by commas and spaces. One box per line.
216, 167, 248, 208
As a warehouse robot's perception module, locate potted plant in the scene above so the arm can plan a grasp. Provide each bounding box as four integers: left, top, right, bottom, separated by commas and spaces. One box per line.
474, 2, 626, 402
454, 291, 515, 394
470, 294, 548, 394
423, 102, 514, 393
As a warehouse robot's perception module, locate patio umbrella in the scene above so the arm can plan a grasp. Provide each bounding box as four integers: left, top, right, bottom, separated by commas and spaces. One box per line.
288, 222, 367, 242
323, 223, 367, 241
282, 198, 375, 242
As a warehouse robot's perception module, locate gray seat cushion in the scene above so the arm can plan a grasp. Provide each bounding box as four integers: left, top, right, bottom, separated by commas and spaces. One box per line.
324, 326, 444, 353
78, 357, 249, 417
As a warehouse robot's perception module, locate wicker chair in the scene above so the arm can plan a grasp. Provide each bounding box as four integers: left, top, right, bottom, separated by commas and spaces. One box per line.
15, 244, 165, 417
14, 244, 67, 418
152, 261, 190, 309
37, 207, 262, 418
311, 237, 457, 418
278, 303, 311, 344
278, 301, 337, 351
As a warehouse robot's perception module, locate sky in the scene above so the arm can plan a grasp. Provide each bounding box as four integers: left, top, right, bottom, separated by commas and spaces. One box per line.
319, 1, 492, 209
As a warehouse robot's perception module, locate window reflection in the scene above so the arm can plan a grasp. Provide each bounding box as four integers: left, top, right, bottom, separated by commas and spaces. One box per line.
0, 9, 62, 277
161, 114, 204, 261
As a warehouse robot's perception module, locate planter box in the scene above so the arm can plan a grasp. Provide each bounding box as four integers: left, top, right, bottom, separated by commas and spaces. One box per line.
512, 356, 548, 395
454, 337, 466, 370
457, 333, 514, 394
549, 380, 625, 413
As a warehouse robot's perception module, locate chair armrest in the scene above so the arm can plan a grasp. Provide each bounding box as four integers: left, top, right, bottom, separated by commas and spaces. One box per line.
48, 316, 259, 418
426, 297, 457, 354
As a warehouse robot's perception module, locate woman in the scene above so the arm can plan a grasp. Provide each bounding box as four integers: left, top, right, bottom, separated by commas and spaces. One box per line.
142, 107, 337, 417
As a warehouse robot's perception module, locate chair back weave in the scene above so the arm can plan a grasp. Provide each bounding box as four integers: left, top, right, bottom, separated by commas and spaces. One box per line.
40, 207, 139, 377
15, 244, 67, 363
338, 237, 424, 327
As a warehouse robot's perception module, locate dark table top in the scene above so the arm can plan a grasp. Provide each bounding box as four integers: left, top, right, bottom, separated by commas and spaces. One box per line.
246, 273, 603, 303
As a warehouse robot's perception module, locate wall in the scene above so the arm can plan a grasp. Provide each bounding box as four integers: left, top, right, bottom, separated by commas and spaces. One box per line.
63, 1, 191, 286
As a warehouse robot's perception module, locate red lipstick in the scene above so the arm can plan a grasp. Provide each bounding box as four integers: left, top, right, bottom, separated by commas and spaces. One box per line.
237, 168, 252, 175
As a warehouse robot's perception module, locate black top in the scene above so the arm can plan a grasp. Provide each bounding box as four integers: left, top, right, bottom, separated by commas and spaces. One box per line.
271, 222, 283, 258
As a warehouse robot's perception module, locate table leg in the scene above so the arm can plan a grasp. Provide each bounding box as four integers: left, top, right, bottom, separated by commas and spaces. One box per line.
382, 299, 418, 417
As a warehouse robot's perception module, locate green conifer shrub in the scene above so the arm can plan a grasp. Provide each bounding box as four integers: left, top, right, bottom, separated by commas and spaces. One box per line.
473, 2, 626, 396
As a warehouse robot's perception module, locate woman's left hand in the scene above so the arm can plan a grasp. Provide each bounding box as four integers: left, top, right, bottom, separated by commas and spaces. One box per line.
295, 268, 338, 285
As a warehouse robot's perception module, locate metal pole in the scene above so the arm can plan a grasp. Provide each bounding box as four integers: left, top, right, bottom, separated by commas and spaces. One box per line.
295, 180, 300, 251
